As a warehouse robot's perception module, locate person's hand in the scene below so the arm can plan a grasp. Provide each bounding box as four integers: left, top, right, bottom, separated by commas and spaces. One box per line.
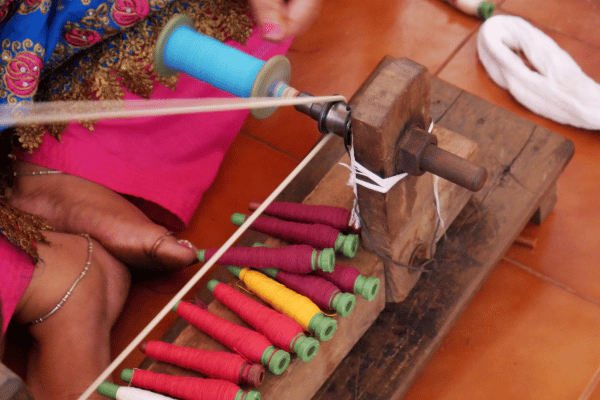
9, 162, 198, 274
250, 0, 322, 41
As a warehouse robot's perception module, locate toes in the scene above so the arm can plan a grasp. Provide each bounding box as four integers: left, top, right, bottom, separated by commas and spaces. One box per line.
144, 231, 198, 272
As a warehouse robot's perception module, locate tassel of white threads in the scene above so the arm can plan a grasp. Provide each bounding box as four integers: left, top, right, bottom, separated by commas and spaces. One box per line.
343, 122, 443, 229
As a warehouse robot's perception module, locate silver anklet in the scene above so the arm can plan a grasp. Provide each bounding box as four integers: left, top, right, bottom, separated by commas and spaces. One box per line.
29, 233, 93, 325
14, 169, 63, 177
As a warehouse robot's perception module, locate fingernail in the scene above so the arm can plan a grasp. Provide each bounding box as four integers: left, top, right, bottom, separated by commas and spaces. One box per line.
177, 239, 194, 250
262, 22, 284, 41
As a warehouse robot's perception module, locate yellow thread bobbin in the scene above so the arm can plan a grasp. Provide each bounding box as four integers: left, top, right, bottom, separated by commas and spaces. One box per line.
231, 267, 337, 341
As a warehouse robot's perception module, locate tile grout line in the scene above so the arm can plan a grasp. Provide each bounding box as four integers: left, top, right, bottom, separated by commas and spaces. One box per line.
433, 28, 479, 77
501, 256, 600, 308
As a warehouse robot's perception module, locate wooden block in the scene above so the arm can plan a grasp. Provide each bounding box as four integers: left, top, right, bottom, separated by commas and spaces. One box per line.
379, 124, 479, 302
531, 183, 558, 225
349, 57, 480, 303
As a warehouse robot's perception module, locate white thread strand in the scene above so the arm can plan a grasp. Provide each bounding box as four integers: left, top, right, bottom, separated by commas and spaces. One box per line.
76, 129, 341, 400
427, 121, 445, 231
343, 121, 436, 229
433, 175, 445, 231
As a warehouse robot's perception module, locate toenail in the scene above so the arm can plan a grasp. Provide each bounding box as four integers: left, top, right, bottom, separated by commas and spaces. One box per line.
177, 239, 194, 249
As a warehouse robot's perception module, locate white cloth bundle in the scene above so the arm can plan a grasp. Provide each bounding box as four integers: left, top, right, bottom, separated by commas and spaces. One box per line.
477, 15, 600, 130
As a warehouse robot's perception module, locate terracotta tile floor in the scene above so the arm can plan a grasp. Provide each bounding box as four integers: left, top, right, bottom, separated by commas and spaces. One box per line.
9, 0, 598, 398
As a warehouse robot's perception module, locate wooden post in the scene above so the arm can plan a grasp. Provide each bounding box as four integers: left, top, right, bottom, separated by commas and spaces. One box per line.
351, 57, 479, 302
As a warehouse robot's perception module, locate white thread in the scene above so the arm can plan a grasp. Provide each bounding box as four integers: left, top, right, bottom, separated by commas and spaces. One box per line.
433, 175, 445, 231
477, 15, 600, 130
117, 386, 177, 400
427, 121, 445, 231
343, 121, 436, 230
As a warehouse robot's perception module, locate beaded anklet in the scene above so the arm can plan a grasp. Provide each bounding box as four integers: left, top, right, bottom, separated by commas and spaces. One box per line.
29, 233, 93, 325
14, 169, 63, 177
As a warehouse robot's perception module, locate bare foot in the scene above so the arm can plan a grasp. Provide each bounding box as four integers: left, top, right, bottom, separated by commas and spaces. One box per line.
14, 231, 131, 400
8, 161, 198, 273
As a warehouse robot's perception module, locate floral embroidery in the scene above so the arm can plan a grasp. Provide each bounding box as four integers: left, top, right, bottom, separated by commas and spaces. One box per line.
111, 0, 150, 27
81, 3, 114, 30
1, 39, 45, 102
4, 52, 42, 96
64, 28, 103, 48
0, 0, 17, 23
18, 0, 50, 14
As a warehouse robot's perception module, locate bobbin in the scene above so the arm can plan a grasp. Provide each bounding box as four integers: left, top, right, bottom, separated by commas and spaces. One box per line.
155, 14, 291, 119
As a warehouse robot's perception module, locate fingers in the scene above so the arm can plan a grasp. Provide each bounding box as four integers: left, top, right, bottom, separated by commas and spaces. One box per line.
251, 0, 321, 40
251, 0, 286, 41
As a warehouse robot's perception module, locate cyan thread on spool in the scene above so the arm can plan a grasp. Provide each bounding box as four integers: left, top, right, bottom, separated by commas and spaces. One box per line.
162, 25, 263, 98
155, 14, 292, 119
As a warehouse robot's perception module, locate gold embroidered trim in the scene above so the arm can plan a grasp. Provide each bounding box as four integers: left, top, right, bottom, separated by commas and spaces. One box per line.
15, 0, 254, 153
0, 195, 53, 261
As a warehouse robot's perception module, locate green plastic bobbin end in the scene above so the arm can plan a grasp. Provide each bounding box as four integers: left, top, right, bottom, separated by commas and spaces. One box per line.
197, 249, 206, 262
293, 335, 320, 362
354, 275, 381, 300
252, 242, 266, 248
477, 2, 494, 19
206, 279, 220, 292
250, 55, 291, 120
120, 369, 134, 383
332, 292, 356, 317
231, 213, 247, 226
171, 300, 182, 313
335, 233, 359, 258
261, 268, 278, 278
97, 382, 119, 399
240, 390, 262, 400
227, 265, 243, 278
261, 346, 290, 375
154, 14, 194, 77
316, 248, 335, 273
308, 313, 337, 342
363, 276, 381, 301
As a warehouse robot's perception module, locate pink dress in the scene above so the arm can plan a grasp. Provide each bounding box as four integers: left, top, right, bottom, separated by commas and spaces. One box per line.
1, 31, 291, 334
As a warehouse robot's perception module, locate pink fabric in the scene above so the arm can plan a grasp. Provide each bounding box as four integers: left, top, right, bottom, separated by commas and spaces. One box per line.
20, 32, 292, 230
0, 236, 35, 334
3, 31, 290, 334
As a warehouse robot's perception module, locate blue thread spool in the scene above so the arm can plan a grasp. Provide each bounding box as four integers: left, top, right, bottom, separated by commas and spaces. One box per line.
155, 14, 291, 119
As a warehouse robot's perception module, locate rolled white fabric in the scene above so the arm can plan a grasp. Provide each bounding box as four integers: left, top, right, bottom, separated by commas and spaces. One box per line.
115, 387, 176, 400
477, 15, 600, 130
97, 382, 176, 400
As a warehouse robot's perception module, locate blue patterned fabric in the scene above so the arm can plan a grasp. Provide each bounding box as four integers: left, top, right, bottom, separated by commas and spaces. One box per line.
0, 0, 177, 105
